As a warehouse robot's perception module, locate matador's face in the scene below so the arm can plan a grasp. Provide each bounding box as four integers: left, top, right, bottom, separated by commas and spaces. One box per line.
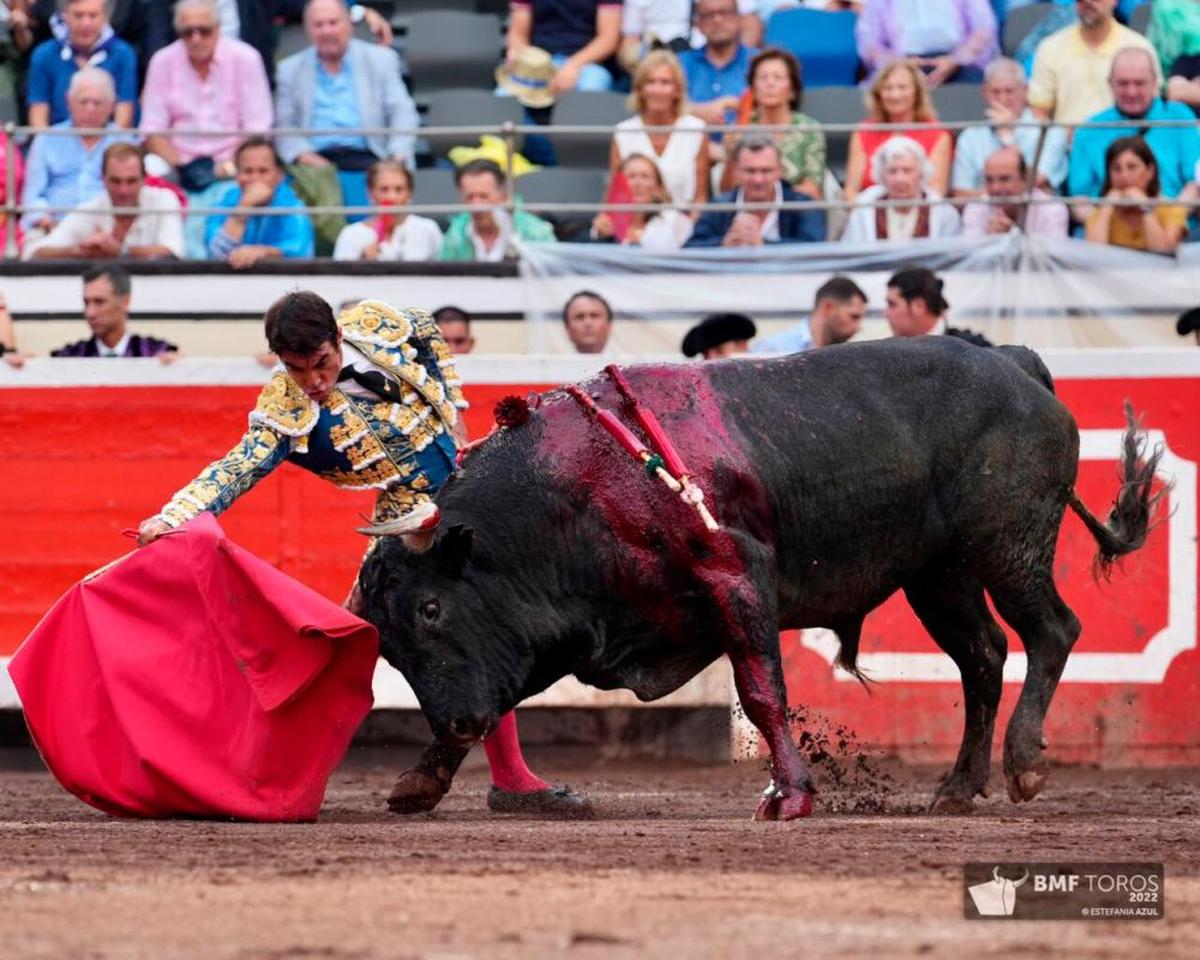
280, 335, 343, 405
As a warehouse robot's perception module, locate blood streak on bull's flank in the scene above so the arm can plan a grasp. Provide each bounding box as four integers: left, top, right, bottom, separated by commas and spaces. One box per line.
535, 362, 811, 812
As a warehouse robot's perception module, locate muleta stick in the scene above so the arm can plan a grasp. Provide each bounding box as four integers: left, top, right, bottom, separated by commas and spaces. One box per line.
566, 386, 682, 493
604, 365, 720, 532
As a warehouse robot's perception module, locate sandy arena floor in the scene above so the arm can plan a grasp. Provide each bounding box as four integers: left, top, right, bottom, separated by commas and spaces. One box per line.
1, 752, 1197, 960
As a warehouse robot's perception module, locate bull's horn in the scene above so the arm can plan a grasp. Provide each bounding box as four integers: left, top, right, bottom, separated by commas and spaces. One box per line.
357, 501, 441, 537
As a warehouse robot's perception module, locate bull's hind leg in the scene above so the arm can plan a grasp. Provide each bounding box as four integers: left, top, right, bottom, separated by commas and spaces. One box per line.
904, 570, 1007, 814
988, 577, 1081, 803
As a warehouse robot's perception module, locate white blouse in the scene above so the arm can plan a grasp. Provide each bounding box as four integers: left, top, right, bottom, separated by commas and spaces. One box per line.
614, 113, 706, 207
333, 215, 444, 261
635, 209, 693, 250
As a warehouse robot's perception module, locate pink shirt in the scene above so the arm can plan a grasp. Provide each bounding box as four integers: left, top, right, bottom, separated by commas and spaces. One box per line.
961, 190, 1068, 239
140, 37, 273, 165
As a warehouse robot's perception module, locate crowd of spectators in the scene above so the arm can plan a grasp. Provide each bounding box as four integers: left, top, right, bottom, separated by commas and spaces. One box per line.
0, 0, 1194, 269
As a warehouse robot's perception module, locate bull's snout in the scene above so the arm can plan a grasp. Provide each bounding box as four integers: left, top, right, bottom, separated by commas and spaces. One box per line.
444, 715, 492, 745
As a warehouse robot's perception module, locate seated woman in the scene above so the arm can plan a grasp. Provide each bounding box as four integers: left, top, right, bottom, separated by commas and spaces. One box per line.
611, 49, 709, 215
1085, 136, 1189, 255
719, 47, 826, 199
590, 153, 694, 250
332, 160, 443, 262
844, 61, 951, 202
842, 135, 961, 243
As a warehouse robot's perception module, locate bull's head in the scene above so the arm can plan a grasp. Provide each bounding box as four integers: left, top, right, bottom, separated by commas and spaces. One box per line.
357, 507, 533, 748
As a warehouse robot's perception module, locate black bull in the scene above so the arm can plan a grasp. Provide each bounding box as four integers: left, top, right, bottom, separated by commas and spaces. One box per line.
359, 337, 1162, 820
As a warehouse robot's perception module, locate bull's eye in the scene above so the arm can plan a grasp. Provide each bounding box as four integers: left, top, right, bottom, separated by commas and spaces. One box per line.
419, 599, 441, 623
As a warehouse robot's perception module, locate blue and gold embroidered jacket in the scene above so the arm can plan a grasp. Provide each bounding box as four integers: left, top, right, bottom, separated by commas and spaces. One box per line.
156, 300, 469, 527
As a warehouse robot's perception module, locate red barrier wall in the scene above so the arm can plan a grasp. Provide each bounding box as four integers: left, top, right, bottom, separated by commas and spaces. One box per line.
2, 363, 1197, 764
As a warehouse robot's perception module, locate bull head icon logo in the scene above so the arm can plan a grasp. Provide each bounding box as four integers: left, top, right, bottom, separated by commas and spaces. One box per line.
968, 866, 1029, 917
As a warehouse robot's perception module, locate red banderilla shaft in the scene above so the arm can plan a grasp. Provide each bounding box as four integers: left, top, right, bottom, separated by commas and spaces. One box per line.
567, 386, 682, 492
604, 365, 719, 533
605, 365, 688, 477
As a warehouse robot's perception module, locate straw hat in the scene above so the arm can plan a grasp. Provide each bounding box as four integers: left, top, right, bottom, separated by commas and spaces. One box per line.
495, 45, 557, 109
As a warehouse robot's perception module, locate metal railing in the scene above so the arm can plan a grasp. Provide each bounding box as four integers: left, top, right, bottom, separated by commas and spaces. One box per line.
4, 114, 1198, 258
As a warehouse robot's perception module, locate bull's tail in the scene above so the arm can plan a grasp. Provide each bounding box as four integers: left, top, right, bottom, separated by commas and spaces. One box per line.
1067, 401, 1168, 580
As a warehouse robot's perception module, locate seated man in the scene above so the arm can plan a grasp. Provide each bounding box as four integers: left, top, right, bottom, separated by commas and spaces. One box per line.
27, 0, 138, 128
1068, 46, 1200, 219
20, 67, 134, 248
677, 0, 758, 149
562, 290, 613, 354
51, 264, 178, 359
275, 0, 418, 212
855, 0, 998, 86
506, 0, 621, 95
951, 57, 1068, 198
962, 146, 1069, 238
752, 275, 868, 353
685, 136, 825, 247
438, 160, 557, 262
1027, 0, 1159, 125
205, 137, 316, 268
141, 0, 273, 193
26, 143, 185, 260
682, 312, 757, 359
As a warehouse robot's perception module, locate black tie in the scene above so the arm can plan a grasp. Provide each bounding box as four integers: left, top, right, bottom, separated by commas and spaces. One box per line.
337, 365, 405, 404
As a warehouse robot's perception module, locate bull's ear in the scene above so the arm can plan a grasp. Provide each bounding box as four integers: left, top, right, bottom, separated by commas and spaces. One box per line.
437, 524, 474, 578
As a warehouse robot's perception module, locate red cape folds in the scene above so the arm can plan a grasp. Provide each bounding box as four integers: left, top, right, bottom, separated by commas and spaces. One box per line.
8, 513, 379, 821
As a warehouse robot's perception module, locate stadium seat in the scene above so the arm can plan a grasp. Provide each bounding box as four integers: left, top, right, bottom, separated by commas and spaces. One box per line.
802, 85, 866, 181
1002, 3, 1053, 57
1129, 3, 1151, 35
764, 9, 860, 88
547, 91, 629, 169
513, 167, 609, 238
400, 11, 503, 93
412, 167, 462, 227
423, 88, 523, 161
931, 84, 985, 124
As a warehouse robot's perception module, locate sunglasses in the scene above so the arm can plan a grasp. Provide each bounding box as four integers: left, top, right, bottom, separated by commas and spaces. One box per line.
179, 25, 215, 38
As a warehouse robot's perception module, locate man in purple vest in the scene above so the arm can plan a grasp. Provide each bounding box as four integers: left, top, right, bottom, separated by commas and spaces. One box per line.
50, 264, 178, 359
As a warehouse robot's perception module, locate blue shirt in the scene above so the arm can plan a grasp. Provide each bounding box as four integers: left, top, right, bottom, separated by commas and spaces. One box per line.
679, 44, 758, 138
680, 43, 757, 106
951, 107, 1069, 192
205, 181, 315, 260
1067, 99, 1200, 199
27, 37, 138, 125
20, 121, 136, 231
310, 56, 368, 154
751, 319, 814, 355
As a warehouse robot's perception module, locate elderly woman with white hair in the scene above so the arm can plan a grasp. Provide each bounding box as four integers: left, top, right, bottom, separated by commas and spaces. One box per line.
842, 136, 961, 244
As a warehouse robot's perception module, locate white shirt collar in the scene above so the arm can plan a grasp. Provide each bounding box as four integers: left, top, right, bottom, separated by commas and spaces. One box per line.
96, 331, 131, 357
467, 208, 513, 262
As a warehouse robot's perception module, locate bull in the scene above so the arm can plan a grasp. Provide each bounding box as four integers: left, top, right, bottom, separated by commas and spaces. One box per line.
359, 337, 1163, 820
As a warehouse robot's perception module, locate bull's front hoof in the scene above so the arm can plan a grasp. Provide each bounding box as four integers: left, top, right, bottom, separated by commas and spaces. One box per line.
487, 784, 594, 818
387, 768, 448, 814
1005, 768, 1049, 804
753, 791, 814, 821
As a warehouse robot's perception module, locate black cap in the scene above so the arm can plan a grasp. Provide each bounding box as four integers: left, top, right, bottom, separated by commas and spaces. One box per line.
1177, 307, 1200, 337
682, 313, 757, 358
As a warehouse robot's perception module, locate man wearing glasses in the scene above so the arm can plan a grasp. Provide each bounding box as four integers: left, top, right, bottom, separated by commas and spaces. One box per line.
141, 0, 272, 193
678, 0, 758, 156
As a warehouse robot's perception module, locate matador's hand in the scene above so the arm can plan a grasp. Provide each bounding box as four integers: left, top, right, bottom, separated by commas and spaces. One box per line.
136, 518, 172, 547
